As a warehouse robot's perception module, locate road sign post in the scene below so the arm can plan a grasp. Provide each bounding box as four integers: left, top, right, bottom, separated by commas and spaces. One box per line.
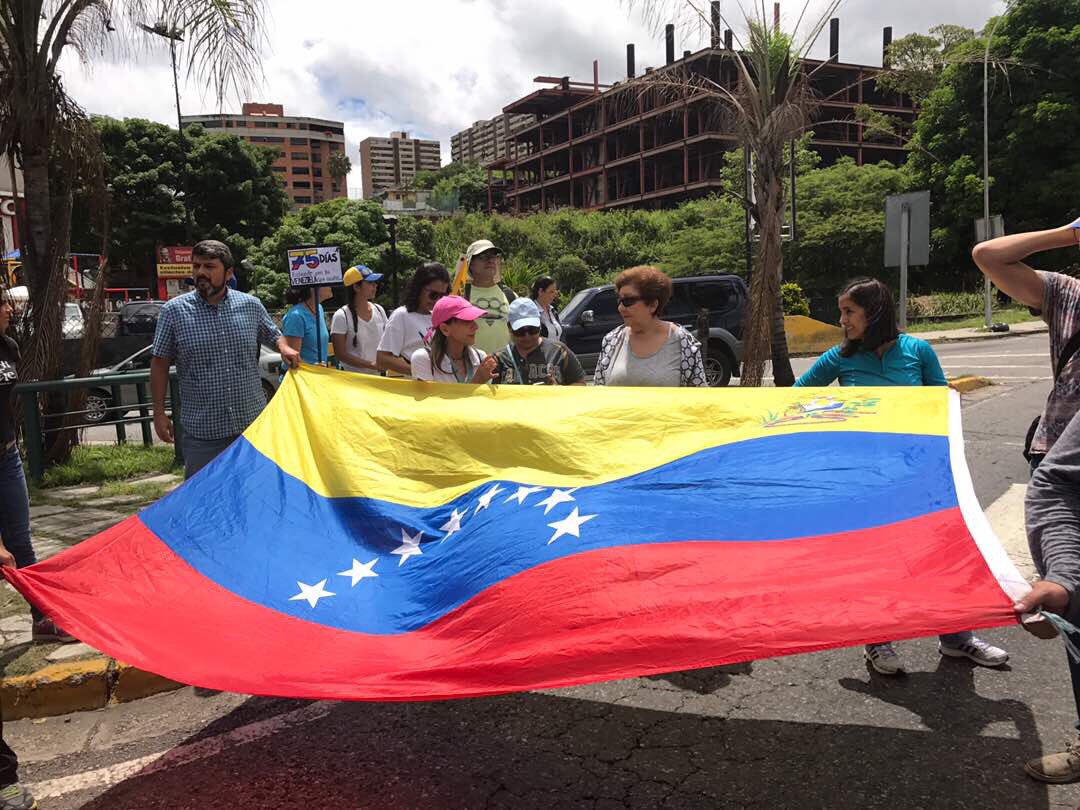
885, 192, 931, 331
975, 215, 1005, 330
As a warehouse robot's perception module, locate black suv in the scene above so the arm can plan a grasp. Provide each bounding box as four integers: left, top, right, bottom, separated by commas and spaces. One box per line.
558, 274, 747, 386
117, 300, 166, 336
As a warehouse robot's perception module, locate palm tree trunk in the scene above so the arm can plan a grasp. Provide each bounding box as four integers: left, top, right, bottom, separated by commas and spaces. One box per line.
741, 153, 787, 387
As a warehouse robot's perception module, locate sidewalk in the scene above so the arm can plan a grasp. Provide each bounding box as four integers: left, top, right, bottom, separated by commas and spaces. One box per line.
1, 473, 185, 720
916, 318, 1047, 344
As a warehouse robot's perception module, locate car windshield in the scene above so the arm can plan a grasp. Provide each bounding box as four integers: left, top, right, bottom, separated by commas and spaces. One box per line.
560, 289, 592, 322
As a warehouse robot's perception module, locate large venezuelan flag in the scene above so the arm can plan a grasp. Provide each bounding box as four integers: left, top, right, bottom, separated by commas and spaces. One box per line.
5, 368, 1028, 701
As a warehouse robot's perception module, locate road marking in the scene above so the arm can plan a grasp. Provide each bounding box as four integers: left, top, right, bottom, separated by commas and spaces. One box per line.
939, 354, 1048, 359
983, 483, 1035, 580
942, 365, 1049, 369
27, 701, 331, 800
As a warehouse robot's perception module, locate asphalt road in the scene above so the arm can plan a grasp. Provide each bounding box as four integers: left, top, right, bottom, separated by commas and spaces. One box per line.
12, 332, 1078, 810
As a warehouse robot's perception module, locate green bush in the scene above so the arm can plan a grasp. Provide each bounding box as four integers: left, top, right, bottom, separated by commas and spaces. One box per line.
907, 291, 985, 318
782, 282, 811, 316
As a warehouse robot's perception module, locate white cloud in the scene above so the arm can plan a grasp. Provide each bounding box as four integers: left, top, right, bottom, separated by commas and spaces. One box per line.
56, 0, 1006, 197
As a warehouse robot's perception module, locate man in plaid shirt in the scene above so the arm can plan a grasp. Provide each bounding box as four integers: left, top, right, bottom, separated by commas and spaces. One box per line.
151, 240, 300, 478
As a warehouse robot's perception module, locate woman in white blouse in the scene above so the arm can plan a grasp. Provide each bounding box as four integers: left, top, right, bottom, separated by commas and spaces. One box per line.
530, 276, 562, 341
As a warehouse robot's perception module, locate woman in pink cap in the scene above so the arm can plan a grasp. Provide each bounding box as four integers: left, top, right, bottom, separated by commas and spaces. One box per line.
411, 295, 499, 384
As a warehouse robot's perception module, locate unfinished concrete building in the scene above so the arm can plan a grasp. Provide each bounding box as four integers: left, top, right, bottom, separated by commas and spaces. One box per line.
486, 11, 914, 214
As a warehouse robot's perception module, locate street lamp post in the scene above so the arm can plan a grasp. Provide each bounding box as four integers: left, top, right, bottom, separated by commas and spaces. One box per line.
982, 6, 1011, 329
383, 215, 399, 304
139, 22, 194, 244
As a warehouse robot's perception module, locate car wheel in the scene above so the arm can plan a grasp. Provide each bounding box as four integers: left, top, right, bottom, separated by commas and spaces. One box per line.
84, 391, 112, 424
262, 380, 277, 403
705, 349, 733, 387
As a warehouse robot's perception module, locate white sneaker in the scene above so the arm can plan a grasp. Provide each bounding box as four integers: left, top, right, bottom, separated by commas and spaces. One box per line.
865, 643, 904, 675
939, 637, 1009, 667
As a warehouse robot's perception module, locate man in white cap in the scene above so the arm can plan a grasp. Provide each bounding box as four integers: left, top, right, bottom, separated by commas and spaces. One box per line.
459, 239, 517, 356
495, 297, 585, 386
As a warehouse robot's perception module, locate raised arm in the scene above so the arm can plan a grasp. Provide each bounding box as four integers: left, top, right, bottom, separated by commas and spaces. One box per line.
971, 219, 1080, 309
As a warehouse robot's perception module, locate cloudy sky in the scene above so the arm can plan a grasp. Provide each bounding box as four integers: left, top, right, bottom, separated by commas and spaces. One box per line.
56, 0, 1005, 197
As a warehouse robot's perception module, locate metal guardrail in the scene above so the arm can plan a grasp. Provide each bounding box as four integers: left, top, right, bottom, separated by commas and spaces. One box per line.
14, 371, 183, 482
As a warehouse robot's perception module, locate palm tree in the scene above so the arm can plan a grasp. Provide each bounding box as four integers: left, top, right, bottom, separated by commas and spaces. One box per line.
0, 0, 267, 386
327, 151, 352, 196
625, 0, 841, 386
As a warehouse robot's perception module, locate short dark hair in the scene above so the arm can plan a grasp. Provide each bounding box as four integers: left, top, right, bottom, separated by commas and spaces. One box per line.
615, 265, 673, 317
530, 276, 556, 300
838, 277, 899, 358
284, 287, 314, 306
192, 239, 234, 269
403, 262, 450, 312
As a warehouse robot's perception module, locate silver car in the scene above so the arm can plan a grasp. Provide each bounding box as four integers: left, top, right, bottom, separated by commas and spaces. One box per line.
82, 344, 283, 424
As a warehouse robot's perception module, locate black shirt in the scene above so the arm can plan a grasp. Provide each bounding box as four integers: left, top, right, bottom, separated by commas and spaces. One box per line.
0, 336, 19, 445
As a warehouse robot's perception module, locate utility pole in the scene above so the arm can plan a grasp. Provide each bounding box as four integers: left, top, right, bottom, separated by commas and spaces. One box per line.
139, 22, 194, 244
383, 215, 399, 304
982, 6, 1011, 329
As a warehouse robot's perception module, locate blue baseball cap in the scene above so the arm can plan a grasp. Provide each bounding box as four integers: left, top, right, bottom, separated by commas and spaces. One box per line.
508, 297, 542, 331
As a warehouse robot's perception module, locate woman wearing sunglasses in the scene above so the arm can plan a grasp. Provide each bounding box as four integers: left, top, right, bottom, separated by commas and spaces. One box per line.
376, 262, 450, 377
411, 295, 498, 384
593, 266, 707, 388
494, 297, 585, 386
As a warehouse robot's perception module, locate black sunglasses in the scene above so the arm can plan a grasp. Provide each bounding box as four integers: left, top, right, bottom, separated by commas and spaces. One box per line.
618, 296, 643, 308
512, 326, 540, 337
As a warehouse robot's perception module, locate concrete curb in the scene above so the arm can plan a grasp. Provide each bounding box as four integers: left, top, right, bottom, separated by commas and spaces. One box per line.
1, 658, 184, 721
948, 375, 993, 394
923, 323, 1048, 345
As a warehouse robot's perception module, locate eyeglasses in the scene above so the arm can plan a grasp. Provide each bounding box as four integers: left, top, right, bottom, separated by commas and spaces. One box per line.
618, 296, 643, 308
512, 326, 540, 337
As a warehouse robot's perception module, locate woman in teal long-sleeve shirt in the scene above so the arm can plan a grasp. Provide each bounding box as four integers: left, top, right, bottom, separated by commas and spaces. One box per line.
795, 277, 1009, 676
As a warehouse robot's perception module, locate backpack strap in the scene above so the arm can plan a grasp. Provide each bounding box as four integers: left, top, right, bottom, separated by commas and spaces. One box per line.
1055, 329, 1080, 381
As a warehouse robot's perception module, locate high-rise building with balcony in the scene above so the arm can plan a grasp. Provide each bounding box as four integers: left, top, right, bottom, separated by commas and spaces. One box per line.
358, 132, 441, 199
181, 103, 348, 208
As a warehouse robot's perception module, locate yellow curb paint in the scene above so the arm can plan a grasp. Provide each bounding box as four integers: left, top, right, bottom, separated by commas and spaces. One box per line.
948, 375, 993, 394
1, 660, 109, 721
110, 661, 185, 704
1, 659, 186, 720
784, 315, 843, 355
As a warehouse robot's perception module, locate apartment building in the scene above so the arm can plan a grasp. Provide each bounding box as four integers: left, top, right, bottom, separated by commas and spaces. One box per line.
450, 113, 536, 166
358, 132, 441, 199
181, 103, 348, 208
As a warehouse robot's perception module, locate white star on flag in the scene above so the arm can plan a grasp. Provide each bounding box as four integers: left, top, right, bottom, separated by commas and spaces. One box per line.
536, 488, 576, 515
289, 579, 335, 608
547, 507, 598, 545
391, 529, 424, 566
474, 484, 505, 514
337, 558, 379, 587
440, 508, 466, 542
506, 485, 544, 505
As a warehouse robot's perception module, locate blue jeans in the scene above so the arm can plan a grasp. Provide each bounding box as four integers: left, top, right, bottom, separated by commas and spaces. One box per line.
182, 433, 240, 480
0, 445, 41, 622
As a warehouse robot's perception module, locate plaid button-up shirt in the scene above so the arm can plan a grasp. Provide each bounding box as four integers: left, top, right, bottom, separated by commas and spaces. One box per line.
152, 290, 282, 441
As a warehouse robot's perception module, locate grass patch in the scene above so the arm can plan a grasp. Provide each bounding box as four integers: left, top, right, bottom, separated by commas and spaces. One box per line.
97, 480, 175, 503
40, 445, 178, 488
906, 308, 1041, 333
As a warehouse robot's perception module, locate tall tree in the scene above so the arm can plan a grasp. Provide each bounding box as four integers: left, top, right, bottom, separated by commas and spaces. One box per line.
71, 117, 289, 285
327, 151, 352, 188
626, 1, 841, 386
906, 0, 1080, 282
0, 0, 267, 387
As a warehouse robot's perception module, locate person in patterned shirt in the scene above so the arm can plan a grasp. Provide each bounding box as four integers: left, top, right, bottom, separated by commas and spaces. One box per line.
972, 216, 1080, 465
973, 215, 1080, 784
151, 240, 300, 479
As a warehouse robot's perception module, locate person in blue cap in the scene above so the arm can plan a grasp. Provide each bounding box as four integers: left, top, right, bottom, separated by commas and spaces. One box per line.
331, 265, 387, 374
494, 297, 585, 386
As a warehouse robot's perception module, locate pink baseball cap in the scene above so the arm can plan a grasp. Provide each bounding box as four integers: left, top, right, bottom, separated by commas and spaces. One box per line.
425, 295, 487, 340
